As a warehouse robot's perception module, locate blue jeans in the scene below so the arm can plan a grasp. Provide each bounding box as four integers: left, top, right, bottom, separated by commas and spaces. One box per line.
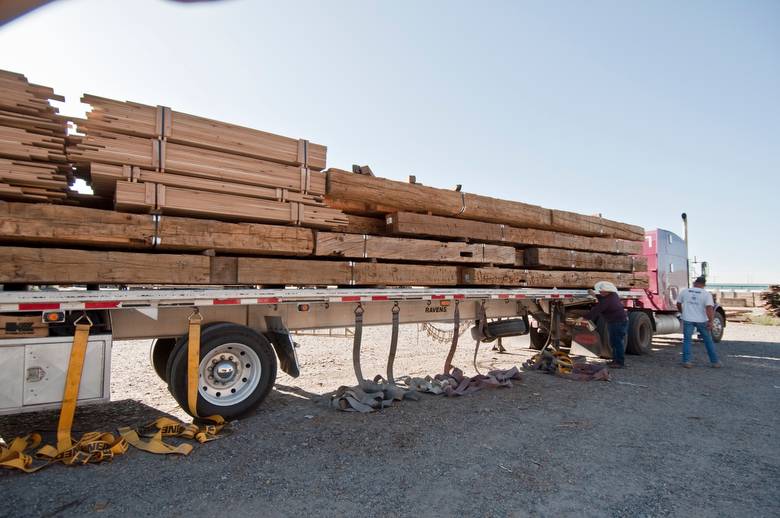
682, 320, 719, 364
608, 320, 628, 365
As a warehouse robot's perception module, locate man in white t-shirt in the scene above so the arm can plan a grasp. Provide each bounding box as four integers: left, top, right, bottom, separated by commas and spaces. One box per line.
676, 276, 721, 368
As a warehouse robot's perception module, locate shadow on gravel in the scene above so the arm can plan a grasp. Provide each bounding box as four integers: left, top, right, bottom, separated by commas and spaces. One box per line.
0, 399, 182, 444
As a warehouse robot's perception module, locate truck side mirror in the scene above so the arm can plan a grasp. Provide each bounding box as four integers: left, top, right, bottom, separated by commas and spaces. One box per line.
701, 261, 709, 278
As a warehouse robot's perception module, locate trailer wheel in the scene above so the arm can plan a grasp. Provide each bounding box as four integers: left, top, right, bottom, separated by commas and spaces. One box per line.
626, 312, 653, 355
166, 323, 277, 419
150, 338, 177, 382
711, 312, 725, 343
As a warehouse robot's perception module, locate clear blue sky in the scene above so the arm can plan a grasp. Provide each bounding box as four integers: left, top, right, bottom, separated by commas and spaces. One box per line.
1, 0, 777, 283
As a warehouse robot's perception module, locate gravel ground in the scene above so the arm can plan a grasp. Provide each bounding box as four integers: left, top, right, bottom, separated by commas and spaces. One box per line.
1, 322, 779, 517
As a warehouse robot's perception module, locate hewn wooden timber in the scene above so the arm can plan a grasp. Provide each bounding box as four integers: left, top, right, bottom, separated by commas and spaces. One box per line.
352, 263, 459, 286
524, 248, 648, 272
0, 246, 210, 284
386, 212, 644, 254
0, 201, 314, 255
459, 267, 649, 289
80, 94, 327, 170
327, 169, 643, 240
315, 232, 515, 264
343, 214, 387, 235
236, 258, 351, 285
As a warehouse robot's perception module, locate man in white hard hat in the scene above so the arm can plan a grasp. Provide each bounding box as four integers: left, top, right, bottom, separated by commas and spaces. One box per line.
677, 276, 721, 368
579, 281, 628, 368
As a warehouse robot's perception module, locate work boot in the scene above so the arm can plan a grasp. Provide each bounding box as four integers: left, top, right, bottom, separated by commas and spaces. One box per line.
681, 362, 693, 369
607, 361, 624, 369
710, 362, 723, 368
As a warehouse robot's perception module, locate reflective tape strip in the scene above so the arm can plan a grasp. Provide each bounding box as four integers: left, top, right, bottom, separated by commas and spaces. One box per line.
85, 301, 120, 309
19, 303, 60, 311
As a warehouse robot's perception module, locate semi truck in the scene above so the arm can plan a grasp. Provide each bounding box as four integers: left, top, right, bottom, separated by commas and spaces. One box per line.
0, 226, 724, 420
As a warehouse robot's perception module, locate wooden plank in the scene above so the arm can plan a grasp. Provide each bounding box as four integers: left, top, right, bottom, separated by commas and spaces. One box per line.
0, 201, 154, 249
343, 214, 387, 235
157, 216, 314, 256
524, 248, 648, 272
352, 263, 459, 286
314, 232, 515, 264
154, 184, 347, 228
114, 181, 155, 213
236, 258, 351, 285
0, 246, 210, 284
459, 267, 649, 289
327, 169, 643, 240
81, 94, 327, 170
387, 212, 644, 254
0, 201, 314, 255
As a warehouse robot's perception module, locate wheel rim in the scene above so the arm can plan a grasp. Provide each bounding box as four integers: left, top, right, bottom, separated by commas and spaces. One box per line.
199, 342, 262, 406
712, 316, 723, 339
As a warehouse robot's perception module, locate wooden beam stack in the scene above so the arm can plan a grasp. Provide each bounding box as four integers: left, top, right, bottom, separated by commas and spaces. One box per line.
67, 95, 346, 229
0, 69, 648, 290
0, 70, 70, 202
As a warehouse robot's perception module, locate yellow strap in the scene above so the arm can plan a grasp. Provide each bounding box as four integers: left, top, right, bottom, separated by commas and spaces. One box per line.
0, 434, 43, 473
118, 426, 193, 456
56, 322, 91, 452
187, 314, 202, 417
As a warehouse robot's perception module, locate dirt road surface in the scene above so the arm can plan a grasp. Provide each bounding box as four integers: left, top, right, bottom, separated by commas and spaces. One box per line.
2, 322, 779, 517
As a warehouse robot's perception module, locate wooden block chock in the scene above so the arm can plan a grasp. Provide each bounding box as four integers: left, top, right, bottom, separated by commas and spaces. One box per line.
352, 164, 375, 177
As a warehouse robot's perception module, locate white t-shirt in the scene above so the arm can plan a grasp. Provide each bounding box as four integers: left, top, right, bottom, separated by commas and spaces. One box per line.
678, 287, 714, 323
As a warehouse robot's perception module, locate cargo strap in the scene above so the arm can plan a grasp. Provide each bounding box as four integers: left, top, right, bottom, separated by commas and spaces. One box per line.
118, 311, 224, 457
351, 304, 368, 388
443, 300, 460, 374
0, 316, 130, 472
472, 302, 487, 375
385, 303, 400, 384
1, 312, 224, 474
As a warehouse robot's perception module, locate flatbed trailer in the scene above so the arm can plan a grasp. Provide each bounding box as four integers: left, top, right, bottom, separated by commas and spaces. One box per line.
0, 286, 639, 418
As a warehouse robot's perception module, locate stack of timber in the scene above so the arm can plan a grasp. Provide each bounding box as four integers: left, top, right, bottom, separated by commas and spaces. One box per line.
0, 70, 70, 201
67, 95, 347, 228
323, 169, 649, 289
0, 68, 647, 289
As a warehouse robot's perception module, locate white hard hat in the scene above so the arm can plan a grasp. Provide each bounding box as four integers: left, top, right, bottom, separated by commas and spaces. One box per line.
594, 281, 618, 293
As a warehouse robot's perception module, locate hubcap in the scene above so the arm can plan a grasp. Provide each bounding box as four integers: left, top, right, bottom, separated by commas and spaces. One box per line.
199, 343, 262, 406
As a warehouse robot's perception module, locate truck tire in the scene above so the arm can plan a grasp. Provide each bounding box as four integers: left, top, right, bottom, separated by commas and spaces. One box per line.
711, 312, 725, 343
626, 312, 653, 355
166, 323, 277, 419
150, 338, 177, 382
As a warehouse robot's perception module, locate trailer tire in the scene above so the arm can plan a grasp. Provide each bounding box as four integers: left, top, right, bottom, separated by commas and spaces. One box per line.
150, 338, 177, 382
626, 312, 653, 355
711, 312, 725, 343
167, 323, 277, 419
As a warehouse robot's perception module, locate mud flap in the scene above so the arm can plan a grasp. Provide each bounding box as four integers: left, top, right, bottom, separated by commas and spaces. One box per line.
264, 316, 300, 378
571, 328, 602, 356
